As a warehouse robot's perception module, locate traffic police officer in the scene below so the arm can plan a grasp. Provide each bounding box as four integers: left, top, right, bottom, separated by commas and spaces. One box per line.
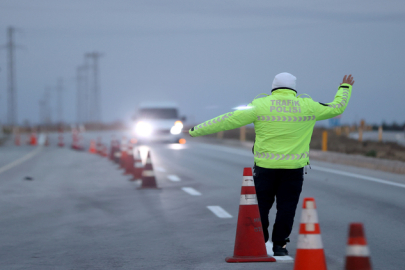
189, 73, 354, 256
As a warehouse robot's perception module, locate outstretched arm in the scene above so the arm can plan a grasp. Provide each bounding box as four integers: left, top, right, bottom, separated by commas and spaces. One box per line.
189, 104, 256, 137
313, 75, 354, 121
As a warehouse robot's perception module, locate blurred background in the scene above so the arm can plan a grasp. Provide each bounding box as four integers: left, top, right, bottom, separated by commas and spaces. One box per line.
1, 2, 405, 269
0, 0, 404, 135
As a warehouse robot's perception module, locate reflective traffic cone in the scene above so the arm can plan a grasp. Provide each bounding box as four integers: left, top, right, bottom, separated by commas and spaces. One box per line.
96, 137, 103, 155
58, 134, 64, 147
71, 128, 78, 149
72, 135, 83, 150
113, 143, 121, 164
88, 140, 97, 154
100, 144, 108, 157
294, 197, 327, 270
109, 138, 117, 160
45, 135, 49, 146
225, 167, 276, 263
120, 151, 128, 169
57, 129, 64, 147
119, 137, 127, 169
77, 134, 85, 151
345, 223, 372, 270
29, 133, 37, 146
57, 127, 64, 147
139, 151, 158, 188
124, 143, 134, 175
14, 134, 21, 146
131, 149, 143, 181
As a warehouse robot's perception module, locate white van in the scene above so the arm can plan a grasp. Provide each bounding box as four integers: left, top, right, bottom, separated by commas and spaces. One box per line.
132, 102, 186, 143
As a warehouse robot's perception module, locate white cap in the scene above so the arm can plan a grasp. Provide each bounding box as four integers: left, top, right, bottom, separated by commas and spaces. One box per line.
272, 72, 297, 90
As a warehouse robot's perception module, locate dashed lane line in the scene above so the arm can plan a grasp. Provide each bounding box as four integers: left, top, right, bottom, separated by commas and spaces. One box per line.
0, 147, 43, 175
311, 165, 405, 189
265, 242, 294, 262
167, 175, 181, 182
181, 187, 201, 196
207, 206, 232, 218
155, 167, 166, 172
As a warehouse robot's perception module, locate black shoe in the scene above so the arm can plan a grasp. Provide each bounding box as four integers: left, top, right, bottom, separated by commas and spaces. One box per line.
273, 244, 288, 256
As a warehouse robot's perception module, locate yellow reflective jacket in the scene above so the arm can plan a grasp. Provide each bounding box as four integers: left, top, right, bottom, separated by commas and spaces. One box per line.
189, 83, 352, 169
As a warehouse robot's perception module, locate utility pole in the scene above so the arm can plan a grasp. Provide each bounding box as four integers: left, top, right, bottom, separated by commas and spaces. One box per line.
44, 86, 52, 125
5, 27, 18, 126
39, 99, 46, 124
76, 66, 85, 124
83, 56, 89, 123
85, 52, 103, 123
56, 78, 63, 123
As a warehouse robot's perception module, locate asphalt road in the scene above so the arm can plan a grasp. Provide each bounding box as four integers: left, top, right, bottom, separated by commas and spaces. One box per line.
1, 132, 404, 270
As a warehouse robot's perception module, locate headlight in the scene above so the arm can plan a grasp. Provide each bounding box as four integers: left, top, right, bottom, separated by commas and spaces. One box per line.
170, 121, 183, 135
174, 121, 183, 129
170, 125, 182, 135
135, 121, 152, 137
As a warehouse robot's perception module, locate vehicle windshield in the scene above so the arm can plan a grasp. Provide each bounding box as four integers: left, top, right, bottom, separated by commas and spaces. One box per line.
138, 108, 178, 119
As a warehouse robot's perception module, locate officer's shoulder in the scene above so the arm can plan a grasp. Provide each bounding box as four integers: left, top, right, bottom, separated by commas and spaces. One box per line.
252, 93, 271, 103
296, 93, 316, 104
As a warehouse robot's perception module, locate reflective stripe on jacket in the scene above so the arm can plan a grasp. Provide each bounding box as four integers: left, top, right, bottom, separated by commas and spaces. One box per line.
189, 83, 352, 169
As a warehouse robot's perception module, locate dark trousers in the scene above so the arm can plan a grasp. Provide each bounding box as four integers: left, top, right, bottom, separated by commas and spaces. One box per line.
253, 165, 304, 245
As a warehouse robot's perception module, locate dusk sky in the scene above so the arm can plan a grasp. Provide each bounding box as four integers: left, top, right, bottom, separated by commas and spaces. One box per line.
0, 0, 404, 126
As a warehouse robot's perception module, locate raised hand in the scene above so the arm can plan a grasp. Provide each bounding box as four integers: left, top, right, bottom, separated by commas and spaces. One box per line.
341, 74, 355, 86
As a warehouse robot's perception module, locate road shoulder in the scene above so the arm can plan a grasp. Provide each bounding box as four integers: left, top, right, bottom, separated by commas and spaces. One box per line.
191, 137, 405, 175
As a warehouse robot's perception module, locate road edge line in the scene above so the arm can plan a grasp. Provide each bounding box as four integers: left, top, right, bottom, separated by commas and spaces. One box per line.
311, 165, 405, 189
0, 147, 43, 175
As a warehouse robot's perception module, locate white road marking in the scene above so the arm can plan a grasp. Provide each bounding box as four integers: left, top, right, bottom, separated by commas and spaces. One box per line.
167, 175, 181, 182
0, 147, 43, 175
168, 144, 187, 150
181, 187, 201, 196
195, 143, 405, 189
155, 167, 166, 172
265, 242, 294, 262
207, 206, 232, 218
311, 165, 405, 189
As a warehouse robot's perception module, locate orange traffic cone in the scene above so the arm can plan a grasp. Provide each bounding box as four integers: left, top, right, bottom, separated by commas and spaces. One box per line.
131, 149, 143, 181
294, 197, 327, 270
58, 130, 64, 147
58, 134, 64, 147
124, 143, 134, 175
29, 133, 37, 146
71, 129, 79, 149
119, 137, 127, 169
88, 140, 97, 154
138, 151, 158, 188
96, 137, 103, 155
99, 144, 106, 157
77, 134, 85, 151
44, 134, 49, 146
345, 223, 372, 270
113, 143, 121, 164
14, 134, 21, 146
225, 167, 276, 263
109, 138, 117, 160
